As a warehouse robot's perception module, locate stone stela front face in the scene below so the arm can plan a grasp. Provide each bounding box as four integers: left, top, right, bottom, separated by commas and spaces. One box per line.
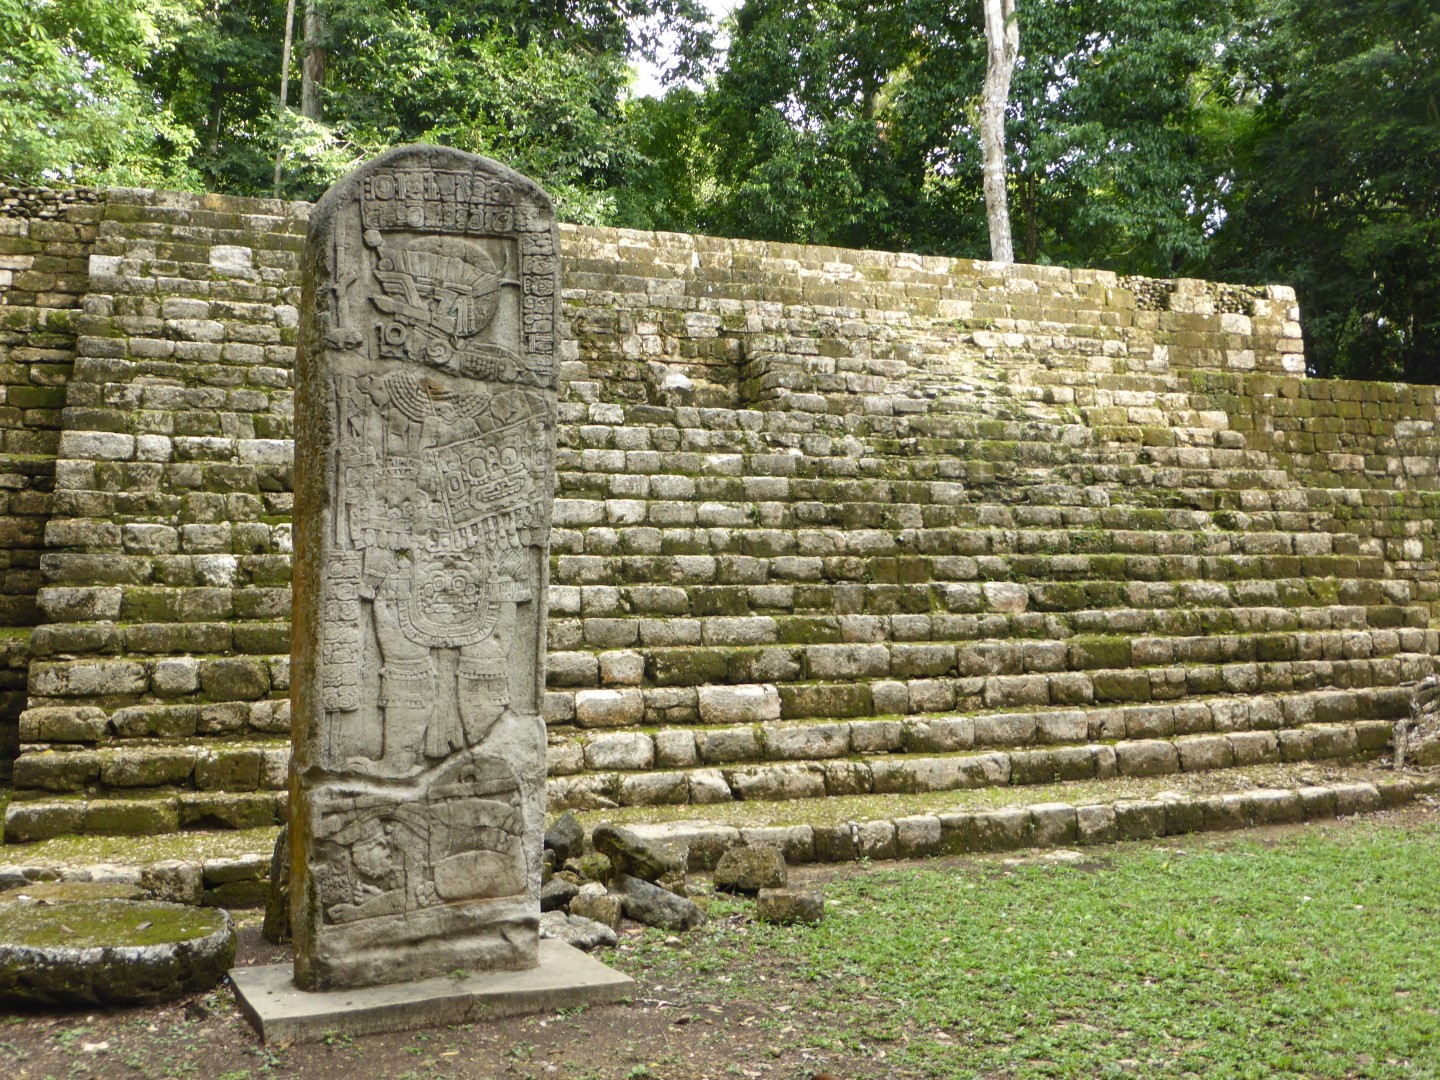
289, 146, 558, 991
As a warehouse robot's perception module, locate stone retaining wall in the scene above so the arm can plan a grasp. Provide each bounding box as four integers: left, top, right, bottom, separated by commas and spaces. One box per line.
0, 185, 1435, 841
0, 186, 106, 776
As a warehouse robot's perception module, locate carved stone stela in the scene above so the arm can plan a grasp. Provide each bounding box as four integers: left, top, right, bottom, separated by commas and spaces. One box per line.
291, 147, 557, 990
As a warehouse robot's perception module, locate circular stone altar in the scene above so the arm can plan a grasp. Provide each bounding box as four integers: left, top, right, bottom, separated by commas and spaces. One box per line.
0, 899, 235, 1005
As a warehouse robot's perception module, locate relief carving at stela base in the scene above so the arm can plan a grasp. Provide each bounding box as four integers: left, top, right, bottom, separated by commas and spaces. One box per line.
290, 147, 558, 990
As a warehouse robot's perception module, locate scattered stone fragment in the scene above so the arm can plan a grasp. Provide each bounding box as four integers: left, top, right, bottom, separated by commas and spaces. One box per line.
591, 824, 688, 884
0, 900, 235, 1005
538, 911, 617, 951
262, 825, 290, 945
564, 852, 613, 884
613, 874, 706, 931
755, 888, 824, 926
713, 845, 787, 894
545, 812, 585, 866
569, 890, 623, 931
541, 877, 579, 913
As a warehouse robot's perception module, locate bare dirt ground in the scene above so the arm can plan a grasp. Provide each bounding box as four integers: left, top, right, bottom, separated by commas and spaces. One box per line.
2, 801, 1436, 1080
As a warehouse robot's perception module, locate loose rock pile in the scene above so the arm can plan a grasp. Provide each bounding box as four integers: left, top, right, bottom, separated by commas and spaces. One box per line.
538, 815, 826, 950
540, 816, 705, 947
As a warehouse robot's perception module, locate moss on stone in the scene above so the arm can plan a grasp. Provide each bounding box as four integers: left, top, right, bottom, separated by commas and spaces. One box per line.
0, 899, 225, 949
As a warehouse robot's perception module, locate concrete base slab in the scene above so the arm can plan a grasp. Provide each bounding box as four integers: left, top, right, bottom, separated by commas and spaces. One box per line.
230, 940, 634, 1043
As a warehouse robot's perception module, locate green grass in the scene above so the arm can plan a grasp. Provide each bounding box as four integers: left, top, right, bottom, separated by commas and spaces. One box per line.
619, 818, 1440, 1078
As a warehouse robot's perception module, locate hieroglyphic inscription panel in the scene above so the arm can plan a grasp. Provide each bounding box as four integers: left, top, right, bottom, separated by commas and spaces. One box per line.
290, 146, 558, 991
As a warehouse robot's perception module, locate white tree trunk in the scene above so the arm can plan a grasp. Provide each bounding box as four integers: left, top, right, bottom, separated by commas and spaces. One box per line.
274, 0, 297, 198
301, 1, 325, 121
981, 0, 1018, 264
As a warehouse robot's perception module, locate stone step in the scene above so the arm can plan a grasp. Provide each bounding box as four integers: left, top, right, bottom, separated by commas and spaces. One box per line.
549, 550, 1404, 589
4, 768, 1432, 904
10, 737, 289, 795
543, 644, 1436, 700
549, 609, 1433, 656
3, 787, 284, 842
0, 824, 279, 907
577, 764, 1440, 867
546, 685, 1405, 771
25, 595, 1428, 662
547, 717, 1394, 812
547, 653, 1435, 724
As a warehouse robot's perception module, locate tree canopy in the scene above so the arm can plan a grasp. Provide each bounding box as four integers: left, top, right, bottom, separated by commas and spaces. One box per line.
1, 0, 1435, 381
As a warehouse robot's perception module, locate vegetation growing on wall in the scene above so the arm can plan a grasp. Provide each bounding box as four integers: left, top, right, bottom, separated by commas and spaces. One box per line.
1, 0, 1435, 382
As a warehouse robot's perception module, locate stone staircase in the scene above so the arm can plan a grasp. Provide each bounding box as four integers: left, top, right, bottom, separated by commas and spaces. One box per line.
1, 194, 1436, 866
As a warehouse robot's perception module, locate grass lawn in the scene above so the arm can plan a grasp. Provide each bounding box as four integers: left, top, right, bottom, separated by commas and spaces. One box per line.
2, 808, 1438, 1078
617, 814, 1440, 1079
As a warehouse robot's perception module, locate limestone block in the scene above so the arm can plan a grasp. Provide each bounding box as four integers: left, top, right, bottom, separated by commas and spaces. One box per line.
574, 688, 645, 728
653, 729, 698, 768
1075, 804, 1118, 846
806, 643, 890, 679
1175, 734, 1233, 772
1227, 730, 1280, 766
855, 820, 897, 860
891, 815, 942, 858
151, 657, 200, 697
1246, 789, 1303, 826
582, 732, 654, 771
737, 829, 817, 864
1028, 803, 1077, 847
688, 769, 732, 804
1113, 799, 1167, 839
726, 764, 826, 802
597, 650, 644, 686
961, 808, 1028, 852
1114, 740, 1179, 777
902, 717, 974, 753
982, 582, 1028, 613
761, 721, 849, 760
698, 684, 781, 725
1331, 782, 1382, 817
1297, 786, 1337, 819
714, 846, 787, 893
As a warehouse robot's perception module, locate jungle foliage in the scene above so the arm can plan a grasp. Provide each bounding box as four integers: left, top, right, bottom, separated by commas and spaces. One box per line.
1, 0, 1436, 381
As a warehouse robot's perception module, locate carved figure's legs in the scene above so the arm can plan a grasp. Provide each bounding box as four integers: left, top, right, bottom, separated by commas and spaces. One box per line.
457, 601, 516, 746
374, 597, 434, 769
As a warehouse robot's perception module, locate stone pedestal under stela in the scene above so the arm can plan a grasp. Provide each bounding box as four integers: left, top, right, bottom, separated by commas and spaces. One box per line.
231, 145, 630, 1041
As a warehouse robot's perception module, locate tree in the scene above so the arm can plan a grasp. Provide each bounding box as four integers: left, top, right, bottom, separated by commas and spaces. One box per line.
0, 0, 199, 187
980, 0, 1017, 263
1211, 0, 1440, 383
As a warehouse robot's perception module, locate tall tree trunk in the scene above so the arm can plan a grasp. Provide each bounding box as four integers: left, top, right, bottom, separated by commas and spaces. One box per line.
981, 0, 1018, 264
274, 0, 297, 198
301, 0, 325, 121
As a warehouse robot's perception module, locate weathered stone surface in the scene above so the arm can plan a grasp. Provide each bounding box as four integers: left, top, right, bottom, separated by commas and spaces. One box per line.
613, 874, 706, 931
262, 825, 291, 944
0, 881, 145, 903
568, 887, 622, 930
1396, 677, 1440, 766
0, 899, 234, 1005
289, 147, 560, 991
538, 910, 616, 951
540, 877, 579, 913
755, 888, 824, 925
713, 845, 787, 894
544, 812, 584, 867
591, 823, 687, 883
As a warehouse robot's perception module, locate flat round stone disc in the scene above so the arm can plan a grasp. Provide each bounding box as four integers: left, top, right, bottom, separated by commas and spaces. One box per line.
0, 899, 235, 1006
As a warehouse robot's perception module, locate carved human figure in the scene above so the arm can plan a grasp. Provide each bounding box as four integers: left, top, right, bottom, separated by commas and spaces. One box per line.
291, 145, 558, 991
